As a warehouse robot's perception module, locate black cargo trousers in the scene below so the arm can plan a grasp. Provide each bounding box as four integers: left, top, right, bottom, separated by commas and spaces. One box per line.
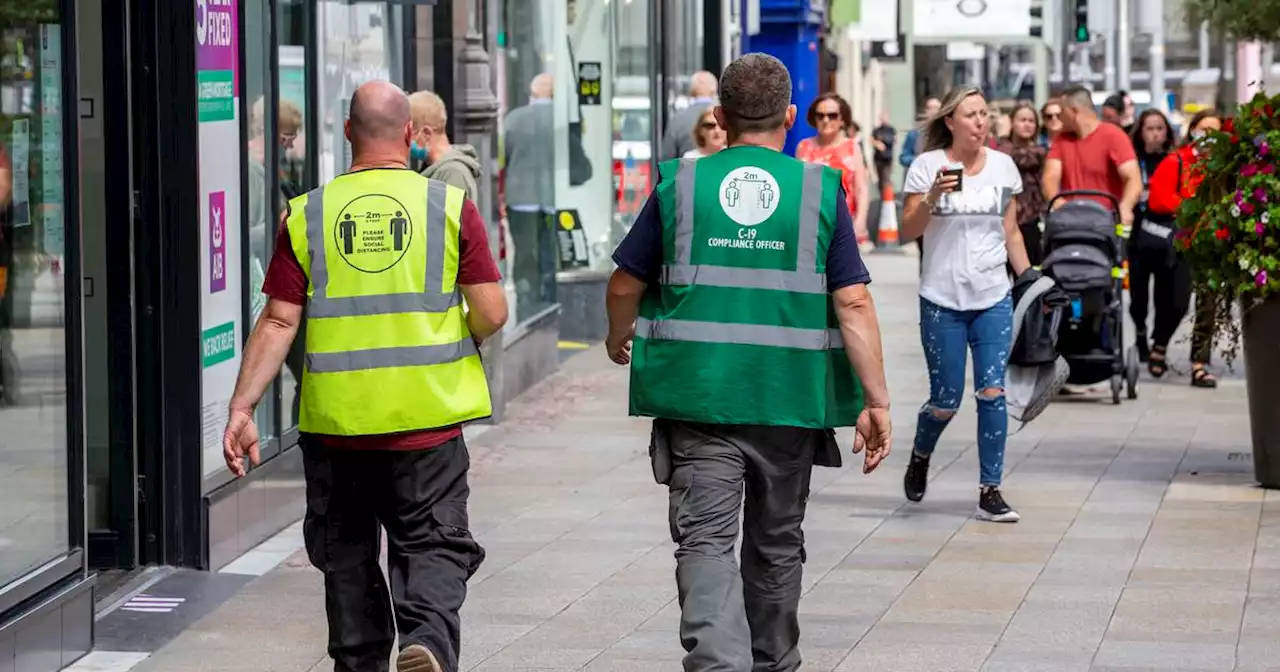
301, 435, 485, 672
653, 420, 836, 672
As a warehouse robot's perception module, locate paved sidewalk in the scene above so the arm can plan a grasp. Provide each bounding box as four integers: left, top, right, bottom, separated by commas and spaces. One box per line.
127, 253, 1271, 672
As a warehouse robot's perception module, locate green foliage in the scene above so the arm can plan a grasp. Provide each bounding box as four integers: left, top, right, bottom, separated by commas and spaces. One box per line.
0, 0, 60, 24
1184, 0, 1280, 43
1175, 91, 1280, 362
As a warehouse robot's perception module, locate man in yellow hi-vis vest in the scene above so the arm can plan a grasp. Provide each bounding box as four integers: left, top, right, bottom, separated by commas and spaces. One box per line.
223, 81, 507, 672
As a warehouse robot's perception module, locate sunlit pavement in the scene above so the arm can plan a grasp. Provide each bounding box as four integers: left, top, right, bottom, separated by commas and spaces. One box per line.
107, 252, 1274, 672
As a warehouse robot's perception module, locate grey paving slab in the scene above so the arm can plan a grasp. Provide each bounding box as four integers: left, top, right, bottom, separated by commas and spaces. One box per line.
123, 254, 1278, 672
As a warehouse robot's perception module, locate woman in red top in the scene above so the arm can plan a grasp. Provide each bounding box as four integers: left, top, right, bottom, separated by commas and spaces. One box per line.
795, 93, 871, 249
1144, 109, 1222, 388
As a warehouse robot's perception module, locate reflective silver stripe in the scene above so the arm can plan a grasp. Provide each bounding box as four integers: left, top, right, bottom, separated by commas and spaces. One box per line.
661, 264, 826, 293
667, 157, 826, 294
307, 338, 479, 374
673, 158, 697, 264
1140, 220, 1174, 240
304, 179, 455, 318
796, 162, 823, 271
637, 317, 843, 351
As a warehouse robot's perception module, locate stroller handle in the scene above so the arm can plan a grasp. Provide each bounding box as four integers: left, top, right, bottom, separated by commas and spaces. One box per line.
1046, 190, 1121, 215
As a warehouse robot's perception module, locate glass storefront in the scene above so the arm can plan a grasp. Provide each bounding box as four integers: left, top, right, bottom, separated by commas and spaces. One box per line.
497, 0, 656, 324
316, 1, 395, 184
0, 5, 72, 587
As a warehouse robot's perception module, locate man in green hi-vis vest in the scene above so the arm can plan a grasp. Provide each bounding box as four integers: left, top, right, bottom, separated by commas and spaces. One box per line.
606, 54, 893, 672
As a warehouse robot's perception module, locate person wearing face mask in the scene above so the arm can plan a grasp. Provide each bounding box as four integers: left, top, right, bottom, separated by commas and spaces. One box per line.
409, 91, 483, 201
1126, 109, 1179, 372
900, 86, 1032, 522
1144, 109, 1224, 389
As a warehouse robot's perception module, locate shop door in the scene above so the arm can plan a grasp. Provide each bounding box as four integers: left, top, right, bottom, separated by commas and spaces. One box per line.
81, 0, 141, 571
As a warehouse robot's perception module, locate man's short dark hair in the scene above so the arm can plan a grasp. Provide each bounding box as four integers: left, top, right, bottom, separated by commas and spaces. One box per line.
1102, 93, 1125, 112
1059, 86, 1094, 110
719, 53, 792, 134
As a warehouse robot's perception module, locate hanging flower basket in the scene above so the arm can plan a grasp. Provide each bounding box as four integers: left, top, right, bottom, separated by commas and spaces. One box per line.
1175, 90, 1280, 487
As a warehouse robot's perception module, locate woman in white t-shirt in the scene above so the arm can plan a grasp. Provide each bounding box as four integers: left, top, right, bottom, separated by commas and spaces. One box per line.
898, 86, 1033, 523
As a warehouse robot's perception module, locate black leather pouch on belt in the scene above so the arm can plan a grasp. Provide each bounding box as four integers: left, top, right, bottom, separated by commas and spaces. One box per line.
649, 419, 674, 485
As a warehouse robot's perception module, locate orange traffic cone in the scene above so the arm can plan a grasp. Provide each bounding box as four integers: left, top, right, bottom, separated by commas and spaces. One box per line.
876, 183, 900, 249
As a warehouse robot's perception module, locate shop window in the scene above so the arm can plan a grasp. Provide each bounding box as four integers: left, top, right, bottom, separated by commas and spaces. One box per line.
277, 0, 310, 430
316, 1, 393, 184
245, 0, 280, 449
0, 12, 71, 585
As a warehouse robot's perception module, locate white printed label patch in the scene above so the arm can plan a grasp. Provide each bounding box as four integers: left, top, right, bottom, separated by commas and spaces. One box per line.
719, 166, 779, 227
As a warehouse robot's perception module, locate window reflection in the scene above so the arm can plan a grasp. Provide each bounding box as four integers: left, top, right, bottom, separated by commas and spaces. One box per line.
0, 15, 69, 585
278, 0, 310, 430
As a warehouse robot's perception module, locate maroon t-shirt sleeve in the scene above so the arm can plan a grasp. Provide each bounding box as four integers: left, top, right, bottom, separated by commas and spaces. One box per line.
1047, 138, 1064, 162
457, 199, 501, 285
261, 207, 309, 306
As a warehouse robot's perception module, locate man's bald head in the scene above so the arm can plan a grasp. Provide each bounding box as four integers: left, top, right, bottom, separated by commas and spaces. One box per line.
689, 71, 717, 98
530, 73, 554, 100
347, 80, 412, 144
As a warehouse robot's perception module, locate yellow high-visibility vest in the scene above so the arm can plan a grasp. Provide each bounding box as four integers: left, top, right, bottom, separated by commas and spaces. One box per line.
285, 168, 491, 435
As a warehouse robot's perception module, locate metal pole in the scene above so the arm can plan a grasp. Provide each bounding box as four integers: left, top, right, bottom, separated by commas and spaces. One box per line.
1034, 42, 1050, 105
1104, 31, 1116, 90
1198, 21, 1210, 70
1149, 0, 1165, 113
1116, 0, 1130, 90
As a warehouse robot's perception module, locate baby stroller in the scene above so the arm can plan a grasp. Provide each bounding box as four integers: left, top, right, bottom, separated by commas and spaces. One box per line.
1040, 190, 1140, 404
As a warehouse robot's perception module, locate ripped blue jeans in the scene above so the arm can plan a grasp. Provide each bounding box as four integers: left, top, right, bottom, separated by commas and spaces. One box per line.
914, 294, 1013, 487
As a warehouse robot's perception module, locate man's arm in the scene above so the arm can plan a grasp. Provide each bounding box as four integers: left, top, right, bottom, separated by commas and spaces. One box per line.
1041, 157, 1063, 204
605, 269, 646, 364
460, 283, 507, 344
832, 284, 890, 410
456, 199, 508, 343
1004, 200, 1032, 275
1116, 160, 1142, 225
229, 298, 303, 416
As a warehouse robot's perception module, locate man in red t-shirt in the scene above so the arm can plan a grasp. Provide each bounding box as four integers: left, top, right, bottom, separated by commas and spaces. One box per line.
1042, 86, 1142, 228
223, 81, 506, 672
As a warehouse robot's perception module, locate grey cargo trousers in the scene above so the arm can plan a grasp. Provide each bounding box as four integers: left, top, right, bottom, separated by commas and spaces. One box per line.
656, 420, 821, 672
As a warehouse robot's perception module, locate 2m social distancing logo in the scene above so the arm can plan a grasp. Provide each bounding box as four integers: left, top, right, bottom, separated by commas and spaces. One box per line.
719, 167, 779, 226
334, 194, 413, 273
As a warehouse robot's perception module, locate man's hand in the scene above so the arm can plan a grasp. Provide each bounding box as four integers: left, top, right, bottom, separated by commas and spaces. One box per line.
852, 407, 892, 474
1120, 205, 1135, 229
223, 407, 262, 478
606, 327, 634, 365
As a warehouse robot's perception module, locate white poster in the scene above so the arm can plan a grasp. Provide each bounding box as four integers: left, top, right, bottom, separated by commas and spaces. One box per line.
11, 119, 30, 228
913, 0, 1033, 40
844, 3, 899, 42
197, 0, 244, 478
38, 26, 64, 253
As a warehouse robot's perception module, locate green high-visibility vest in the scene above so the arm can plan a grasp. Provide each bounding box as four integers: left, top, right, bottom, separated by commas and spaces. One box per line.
285, 169, 491, 435
629, 146, 864, 428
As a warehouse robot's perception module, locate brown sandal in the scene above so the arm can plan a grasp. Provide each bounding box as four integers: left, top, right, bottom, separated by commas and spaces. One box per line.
1191, 365, 1218, 389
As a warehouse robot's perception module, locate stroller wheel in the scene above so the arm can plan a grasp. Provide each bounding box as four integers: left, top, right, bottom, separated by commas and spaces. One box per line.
1110, 375, 1123, 405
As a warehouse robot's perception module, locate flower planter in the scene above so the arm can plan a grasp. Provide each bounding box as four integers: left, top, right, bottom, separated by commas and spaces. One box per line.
1245, 294, 1280, 488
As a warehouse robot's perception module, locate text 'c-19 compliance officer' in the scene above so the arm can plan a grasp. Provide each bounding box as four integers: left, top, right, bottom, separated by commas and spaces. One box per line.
222, 80, 507, 672
605, 53, 893, 672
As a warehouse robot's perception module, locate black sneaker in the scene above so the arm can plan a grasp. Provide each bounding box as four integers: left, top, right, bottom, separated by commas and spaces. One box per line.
904, 452, 930, 502
976, 487, 1020, 523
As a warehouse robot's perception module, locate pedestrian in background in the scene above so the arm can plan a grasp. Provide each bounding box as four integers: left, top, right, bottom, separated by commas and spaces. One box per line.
606, 53, 892, 671
871, 110, 897, 193
409, 90, 483, 201
1040, 98, 1064, 148
1145, 109, 1224, 389
1126, 108, 1180, 372
899, 96, 941, 172
796, 92, 871, 249
683, 107, 727, 159
661, 70, 719, 162
223, 80, 507, 672
1042, 86, 1142, 230
997, 102, 1048, 267
899, 86, 1032, 522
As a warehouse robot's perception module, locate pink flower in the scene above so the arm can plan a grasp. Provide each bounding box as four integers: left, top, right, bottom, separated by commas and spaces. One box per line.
1256, 187, 1270, 203
1243, 164, 1260, 177
1242, 202, 1256, 216
1259, 222, 1268, 236
1258, 270, 1269, 286
1266, 163, 1278, 175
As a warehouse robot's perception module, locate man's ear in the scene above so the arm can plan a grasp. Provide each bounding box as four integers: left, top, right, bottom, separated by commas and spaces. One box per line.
784, 105, 797, 131
712, 106, 728, 131
344, 119, 352, 143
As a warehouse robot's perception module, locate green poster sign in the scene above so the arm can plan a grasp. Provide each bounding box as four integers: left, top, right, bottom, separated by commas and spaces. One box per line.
197, 70, 235, 122
202, 321, 237, 368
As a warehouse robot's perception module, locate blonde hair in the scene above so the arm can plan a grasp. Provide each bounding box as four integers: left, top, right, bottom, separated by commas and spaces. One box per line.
921, 86, 984, 153
408, 90, 448, 133
692, 108, 721, 150
251, 96, 303, 136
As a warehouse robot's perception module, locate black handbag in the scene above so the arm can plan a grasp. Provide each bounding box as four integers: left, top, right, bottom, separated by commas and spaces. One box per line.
565, 39, 594, 187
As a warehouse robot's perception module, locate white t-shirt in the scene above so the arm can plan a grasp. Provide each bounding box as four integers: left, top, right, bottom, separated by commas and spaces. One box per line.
904, 148, 1023, 312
